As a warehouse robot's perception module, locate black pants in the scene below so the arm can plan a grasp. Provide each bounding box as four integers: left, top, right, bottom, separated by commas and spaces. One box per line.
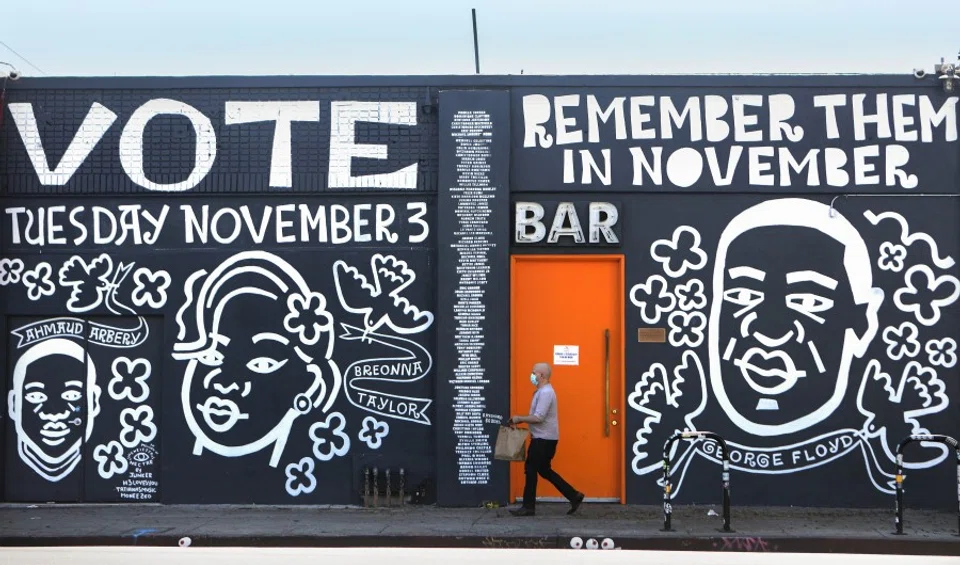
522, 438, 578, 509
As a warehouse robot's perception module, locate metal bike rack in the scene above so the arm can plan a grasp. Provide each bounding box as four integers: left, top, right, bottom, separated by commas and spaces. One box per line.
661, 430, 732, 532
893, 433, 959, 536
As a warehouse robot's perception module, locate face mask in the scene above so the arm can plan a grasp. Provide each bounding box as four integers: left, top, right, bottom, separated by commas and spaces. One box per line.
530, 373, 539, 386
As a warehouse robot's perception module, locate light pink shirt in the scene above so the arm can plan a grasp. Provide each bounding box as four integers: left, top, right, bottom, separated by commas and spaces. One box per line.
528, 383, 559, 440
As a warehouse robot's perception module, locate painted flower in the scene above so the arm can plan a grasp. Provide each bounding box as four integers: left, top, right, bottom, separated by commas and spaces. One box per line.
893, 265, 960, 327
358, 416, 390, 450
22, 262, 55, 301
674, 279, 707, 311
309, 412, 350, 462
629, 274, 675, 324
0, 258, 25, 286
108, 357, 151, 403
284, 456, 317, 497
925, 338, 958, 369
131, 267, 171, 309
878, 242, 907, 273
284, 292, 334, 346
119, 406, 158, 449
881, 322, 921, 361
667, 311, 706, 348
93, 441, 128, 479
650, 226, 708, 279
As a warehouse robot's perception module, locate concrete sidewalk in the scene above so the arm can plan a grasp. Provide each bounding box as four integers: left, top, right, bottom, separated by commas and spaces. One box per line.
0, 502, 957, 555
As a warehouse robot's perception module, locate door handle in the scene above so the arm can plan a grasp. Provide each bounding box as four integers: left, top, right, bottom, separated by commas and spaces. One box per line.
604, 328, 610, 438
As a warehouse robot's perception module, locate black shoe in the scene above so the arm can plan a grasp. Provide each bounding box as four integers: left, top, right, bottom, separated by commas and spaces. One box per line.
567, 492, 585, 515
509, 507, 536, 517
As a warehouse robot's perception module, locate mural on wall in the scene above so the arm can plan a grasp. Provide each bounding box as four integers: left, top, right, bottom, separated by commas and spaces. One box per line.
4, 251, 164, 499
629, 197, 957, 498
334, 253, 435, 426
5, 312, 163, 502
171, 250, 342, 468
0, 85, 440, 505
167, 250, 435, 498
3, 246, 435, 501
514, 87, 960, 507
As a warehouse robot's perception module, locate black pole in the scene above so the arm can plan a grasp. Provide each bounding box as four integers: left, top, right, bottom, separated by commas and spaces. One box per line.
471, 9, 480, 74
661, 437, 673, 531
895, 448, 905, 535
661, 431, 732, 533
720, 443, 731, 532
893, 434, 959, 536
699, 431, 732, 533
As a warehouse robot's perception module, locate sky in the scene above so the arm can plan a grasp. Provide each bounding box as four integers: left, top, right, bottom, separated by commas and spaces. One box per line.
2, 0, 959, 77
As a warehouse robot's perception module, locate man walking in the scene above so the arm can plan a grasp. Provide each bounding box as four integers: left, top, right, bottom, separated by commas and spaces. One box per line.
507, 362, 585, 517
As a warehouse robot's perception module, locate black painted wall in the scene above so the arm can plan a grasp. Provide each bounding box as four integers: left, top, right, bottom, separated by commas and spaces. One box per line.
509, 84, 960, 510
0, 84, 442, 504
1, 75, 957, 509
435, 90, 512, 506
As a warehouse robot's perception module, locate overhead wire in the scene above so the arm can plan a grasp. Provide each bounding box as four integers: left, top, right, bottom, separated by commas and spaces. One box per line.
0, 40, 46, 75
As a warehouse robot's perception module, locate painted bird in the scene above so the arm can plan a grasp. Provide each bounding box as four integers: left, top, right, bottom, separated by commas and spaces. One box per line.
333, 254, 435, 340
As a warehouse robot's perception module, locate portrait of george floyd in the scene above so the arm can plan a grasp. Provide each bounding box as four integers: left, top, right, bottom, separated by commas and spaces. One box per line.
707, 197, 883, 438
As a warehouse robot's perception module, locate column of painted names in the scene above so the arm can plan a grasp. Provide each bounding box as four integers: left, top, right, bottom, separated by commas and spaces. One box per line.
449, 110, 495, 486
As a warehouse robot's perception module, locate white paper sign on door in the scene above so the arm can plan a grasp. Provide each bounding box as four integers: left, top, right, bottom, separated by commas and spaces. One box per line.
553, 345, 579, 366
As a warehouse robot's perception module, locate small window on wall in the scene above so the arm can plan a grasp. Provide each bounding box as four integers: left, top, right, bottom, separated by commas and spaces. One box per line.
4, 316, 163, 503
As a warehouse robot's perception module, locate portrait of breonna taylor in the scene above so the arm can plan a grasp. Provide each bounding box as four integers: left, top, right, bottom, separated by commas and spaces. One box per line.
172, 250, 342, 469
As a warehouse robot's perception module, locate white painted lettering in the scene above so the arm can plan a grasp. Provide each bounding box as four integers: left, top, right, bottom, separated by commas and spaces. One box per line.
732, 95, 764, 142
919, 96, 958, 142
629, 147, 662, 185
814, 94, 846, 139
70, 206, 87, 245
224, 101, 320, 188
299, 204, 328, 243
522, 94, 553, 148
181, 204, 209, 244
852, 93, 891, 141
275, 204, 296, 243
375, 204, 397, 243
768, 94, 804, 142
885, 145, 919, 189
9, 102, 118, 185
748, 147, 775, 185
47, 206, 67, 245
328, 101, 418, 188
115, 204, 144, 246
5, 207, 26, 244
892, 94, 918, 142
778, 147, 820, 187
629, 96, 656, 139
554, 95, 583, 145
119, 99, 217, 192
352, 203, 372, 243
661, 96, 703, 141
330, 204, 351, 244
211, 207, 241, 244
586, 95, 627, 142
704, 95, 731, 142
853, 145, 881, 185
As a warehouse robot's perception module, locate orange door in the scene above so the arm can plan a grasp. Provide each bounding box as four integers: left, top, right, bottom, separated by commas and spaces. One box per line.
510, 255, 624, 503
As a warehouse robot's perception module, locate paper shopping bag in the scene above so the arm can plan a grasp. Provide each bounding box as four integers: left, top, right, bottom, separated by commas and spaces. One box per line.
494, 425, 529, 461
